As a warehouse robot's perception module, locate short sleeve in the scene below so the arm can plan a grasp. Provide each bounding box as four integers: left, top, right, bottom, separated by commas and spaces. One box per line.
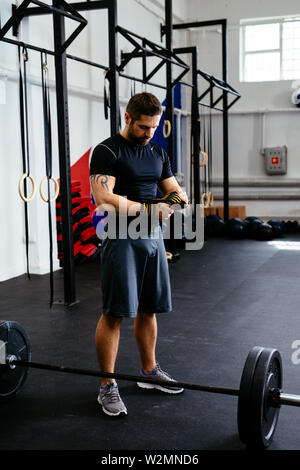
89, 143, 117, 177
159, 149, 173, 182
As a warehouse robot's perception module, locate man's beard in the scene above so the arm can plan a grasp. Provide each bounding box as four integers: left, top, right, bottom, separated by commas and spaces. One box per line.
127, 124, 149, 146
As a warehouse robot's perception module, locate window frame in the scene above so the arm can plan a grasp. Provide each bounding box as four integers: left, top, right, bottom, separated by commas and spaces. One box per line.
240, 15, 300, 82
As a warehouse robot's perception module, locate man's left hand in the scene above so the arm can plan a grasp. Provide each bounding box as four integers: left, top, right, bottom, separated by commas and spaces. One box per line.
176, 189, 189, 206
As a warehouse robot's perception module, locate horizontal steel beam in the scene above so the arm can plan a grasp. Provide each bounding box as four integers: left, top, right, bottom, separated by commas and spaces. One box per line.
21, 0, 110, 16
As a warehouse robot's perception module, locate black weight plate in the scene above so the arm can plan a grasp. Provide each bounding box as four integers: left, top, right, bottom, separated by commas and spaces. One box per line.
250, 348, 282, 448
237, 346, 264, 445
238, 346, 282, 449
0, 320, 31, 401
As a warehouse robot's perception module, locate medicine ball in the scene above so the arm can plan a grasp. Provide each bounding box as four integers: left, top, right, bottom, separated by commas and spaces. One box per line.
268, 219, 285, 237
256, 222, 274, 241
284, 220, 299, 233
244, 217, 263, 238
226, 218, 248, 238
205, 214, 226, 237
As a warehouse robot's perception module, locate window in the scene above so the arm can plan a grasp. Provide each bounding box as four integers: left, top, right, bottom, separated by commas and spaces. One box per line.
240, 16, 300, 82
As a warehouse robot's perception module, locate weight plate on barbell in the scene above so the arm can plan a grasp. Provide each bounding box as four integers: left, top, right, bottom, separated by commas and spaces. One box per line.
237, 346, 264, 445
0, 320, 31, 401
238, 346, 282, 449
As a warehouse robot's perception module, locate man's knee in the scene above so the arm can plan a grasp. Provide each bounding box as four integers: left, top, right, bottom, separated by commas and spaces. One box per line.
137, 311, 156, 320
102, 314, 123, 329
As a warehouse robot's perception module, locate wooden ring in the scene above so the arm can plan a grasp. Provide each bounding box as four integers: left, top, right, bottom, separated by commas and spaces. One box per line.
200, 192, 210, 208
163, 120, 171, 138
199, 151, 208, 167
39, 176, 59, 202
208, 191, 214, 206
18, 173, 36, 202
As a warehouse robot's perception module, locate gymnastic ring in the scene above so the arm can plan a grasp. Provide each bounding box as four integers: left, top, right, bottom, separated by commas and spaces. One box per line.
200, 192, 210, 209
39, 176, 60, 203
208, 191, 214, 206
163, 120, 171, 138
18, 173, 36, 202
166, 251, 173, 260
199, 151, 208, 167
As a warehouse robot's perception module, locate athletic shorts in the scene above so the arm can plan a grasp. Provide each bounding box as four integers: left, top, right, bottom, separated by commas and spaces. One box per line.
100, 226, 172, 318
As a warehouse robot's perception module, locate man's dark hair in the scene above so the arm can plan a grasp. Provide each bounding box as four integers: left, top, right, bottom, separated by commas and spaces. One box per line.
126, 92, 162, 121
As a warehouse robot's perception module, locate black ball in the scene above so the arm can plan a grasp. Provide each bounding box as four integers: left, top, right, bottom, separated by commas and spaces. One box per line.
226, 217, 248, 238
268, 219, 285, 237
244, 217, 263, 238
245, 216, 261, 223
205, 214, 226, 237
256, 222, 274, 241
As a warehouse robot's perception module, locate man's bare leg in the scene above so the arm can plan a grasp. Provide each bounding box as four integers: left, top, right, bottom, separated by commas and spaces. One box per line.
134, 311, 157, 373
95, 314, 122, 387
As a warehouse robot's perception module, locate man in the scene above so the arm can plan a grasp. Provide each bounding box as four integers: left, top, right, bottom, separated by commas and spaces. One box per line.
89, 92, 188, 417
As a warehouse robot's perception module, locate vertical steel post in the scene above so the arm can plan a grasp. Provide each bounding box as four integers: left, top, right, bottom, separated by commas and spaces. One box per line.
222, 20, 229, 222
191, 47, 200, 214
165, 0, 174, 170
165, 0, 176, 255
108, 0, 119, 135
53, 0, 77, 305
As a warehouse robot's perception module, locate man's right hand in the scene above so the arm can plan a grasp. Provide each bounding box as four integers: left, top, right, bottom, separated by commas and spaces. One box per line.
154, 202, 174, 220
143, 202, 174, 220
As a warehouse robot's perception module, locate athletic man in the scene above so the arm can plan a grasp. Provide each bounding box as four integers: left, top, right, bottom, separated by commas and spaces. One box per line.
90, 92, 188, 417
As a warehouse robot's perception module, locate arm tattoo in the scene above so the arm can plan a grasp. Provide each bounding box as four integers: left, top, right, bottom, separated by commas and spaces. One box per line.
100, 175, 109, 191
90, 174, 109, 191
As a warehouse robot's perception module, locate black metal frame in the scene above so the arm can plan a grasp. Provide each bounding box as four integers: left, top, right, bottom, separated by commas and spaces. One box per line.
0, 0, 88, 53
198, 69, 240, 112
0, 0, 113, 305
162, 18, 241, 221
173, 46, 200, 214
0, 1, 240, 305
118, 26, 189, 92
0, 0, 185, 302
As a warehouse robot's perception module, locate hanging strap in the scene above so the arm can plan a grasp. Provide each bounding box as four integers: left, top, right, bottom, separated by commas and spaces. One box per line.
195, 96, 200, 200
119, 104, 122, 131
189, 91, 197, 203
131, 79, 136, 97
103, 71, 110, 120
41, 52, 55, 307
104, 70, 121, 130
18, 45, 31, 279
202, 108, 208, 196
208, 104, 212, 195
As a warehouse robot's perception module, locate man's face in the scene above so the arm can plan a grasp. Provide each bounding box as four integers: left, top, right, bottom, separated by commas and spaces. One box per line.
126, 113, 161, 146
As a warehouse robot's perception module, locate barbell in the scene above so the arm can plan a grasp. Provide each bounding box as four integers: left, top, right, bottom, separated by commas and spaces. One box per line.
0, 319, 299, 449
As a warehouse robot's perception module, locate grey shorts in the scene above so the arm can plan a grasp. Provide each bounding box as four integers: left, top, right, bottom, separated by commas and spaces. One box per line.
100, 227, 172, 318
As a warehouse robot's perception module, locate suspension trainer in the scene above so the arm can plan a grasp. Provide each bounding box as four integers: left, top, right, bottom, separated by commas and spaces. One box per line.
40, 52, 59, 307
18, 46, 36, 279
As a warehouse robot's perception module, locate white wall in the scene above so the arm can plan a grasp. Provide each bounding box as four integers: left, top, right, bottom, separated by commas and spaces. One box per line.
0, 0, 189, 282
3, 0, 299, 283
184, 0, 300, 218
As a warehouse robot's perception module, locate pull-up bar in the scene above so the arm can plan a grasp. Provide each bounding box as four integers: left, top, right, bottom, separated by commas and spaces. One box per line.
198, 69, 241, 112
117, 25, 190, 89
0, 0, 87, 54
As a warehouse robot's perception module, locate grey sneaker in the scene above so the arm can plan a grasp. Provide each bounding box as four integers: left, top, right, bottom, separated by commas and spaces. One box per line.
137, 363, 184, 394
97, 382, 127, 417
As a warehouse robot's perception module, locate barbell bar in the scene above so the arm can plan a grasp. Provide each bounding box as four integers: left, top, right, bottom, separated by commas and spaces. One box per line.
3, 356, 240, 397
1, 320, 300, 449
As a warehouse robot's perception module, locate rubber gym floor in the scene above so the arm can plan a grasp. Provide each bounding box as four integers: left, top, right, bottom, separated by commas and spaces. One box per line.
1, 233, 300, 453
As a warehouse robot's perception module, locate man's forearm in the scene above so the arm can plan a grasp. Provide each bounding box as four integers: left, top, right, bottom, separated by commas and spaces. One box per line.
93, 191, 144, 216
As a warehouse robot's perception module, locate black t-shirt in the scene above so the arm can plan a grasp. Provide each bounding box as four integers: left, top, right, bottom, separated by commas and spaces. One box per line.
89, 133, 173, 203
